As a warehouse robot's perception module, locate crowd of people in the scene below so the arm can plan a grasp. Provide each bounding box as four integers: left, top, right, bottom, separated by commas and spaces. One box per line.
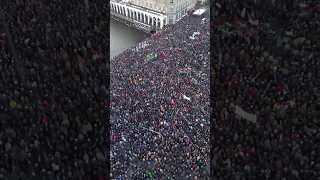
110, 6, 210, 180
3, 0, 319, 179
0, 0, 109, 179
212, 0, 320, 179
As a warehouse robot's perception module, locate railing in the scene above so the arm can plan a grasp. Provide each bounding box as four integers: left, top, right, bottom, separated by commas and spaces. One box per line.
111, 11, 153, 33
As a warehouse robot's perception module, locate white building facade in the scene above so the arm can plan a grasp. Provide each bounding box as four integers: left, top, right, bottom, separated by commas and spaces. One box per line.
164, 0, 197, 24
128, 0, 167, 13
110, 0, 198, 30
110, 0, 167, 29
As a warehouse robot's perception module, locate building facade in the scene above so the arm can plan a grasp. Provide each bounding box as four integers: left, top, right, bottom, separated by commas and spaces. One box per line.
128, 0, 197, 23
110, 0, 167, 31
110, 0, 198, 32
165, 0, 197, 23
129, 0, 167, 13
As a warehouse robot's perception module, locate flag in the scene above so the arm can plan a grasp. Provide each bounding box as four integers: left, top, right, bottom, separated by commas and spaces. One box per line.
248, 13, 259, 25
189, 36, 195, 40
183, 95, 191, 101
235, 105, 257, 123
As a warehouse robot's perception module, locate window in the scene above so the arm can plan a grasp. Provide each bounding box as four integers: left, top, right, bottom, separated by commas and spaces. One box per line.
170, 0, 173, 4
169, 16, 173, 24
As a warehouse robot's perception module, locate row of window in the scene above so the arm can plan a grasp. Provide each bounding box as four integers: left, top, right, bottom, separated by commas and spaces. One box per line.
132, 0, 193, 6
170, 0, 194, 5
169, 2, 192, 13
132, 0, 193, 14
134, 0, 165, 12
168, 8, 187, 22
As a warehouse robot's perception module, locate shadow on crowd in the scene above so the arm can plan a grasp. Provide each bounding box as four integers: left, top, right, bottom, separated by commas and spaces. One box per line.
211, 0, 320, 179
0, 0, 109, 179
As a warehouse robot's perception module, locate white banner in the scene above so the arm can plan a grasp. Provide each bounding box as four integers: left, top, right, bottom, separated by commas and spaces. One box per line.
183, 94, 191, 101
235, 105, 257, 123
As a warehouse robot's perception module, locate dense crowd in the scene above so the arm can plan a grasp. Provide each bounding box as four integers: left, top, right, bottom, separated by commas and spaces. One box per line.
0, 0, 109, 179
110, 7, 210, 180
212, 0, 320, 179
